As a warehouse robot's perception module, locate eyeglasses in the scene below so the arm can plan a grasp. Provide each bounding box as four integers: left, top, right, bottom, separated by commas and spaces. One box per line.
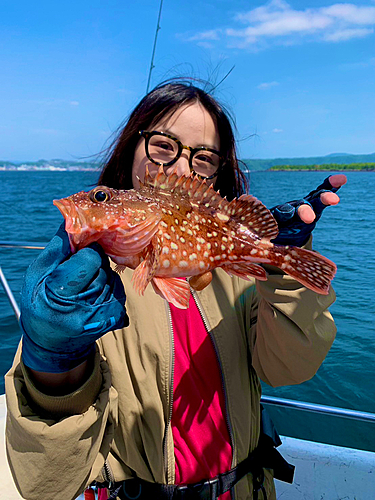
139, 130, 222, 180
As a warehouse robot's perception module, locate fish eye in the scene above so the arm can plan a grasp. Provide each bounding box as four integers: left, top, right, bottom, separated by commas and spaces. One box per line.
90, 187, 112, 203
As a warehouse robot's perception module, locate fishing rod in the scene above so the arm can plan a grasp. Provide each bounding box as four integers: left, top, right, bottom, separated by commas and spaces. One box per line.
146, 0, 164, 93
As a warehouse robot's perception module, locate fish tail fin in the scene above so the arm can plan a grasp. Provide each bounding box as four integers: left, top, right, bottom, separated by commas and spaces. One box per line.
275, 246, 336, 294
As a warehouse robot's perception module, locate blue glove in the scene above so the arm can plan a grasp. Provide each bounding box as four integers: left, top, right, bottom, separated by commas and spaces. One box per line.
21, 224, 128, 373
270, 176, 341, 247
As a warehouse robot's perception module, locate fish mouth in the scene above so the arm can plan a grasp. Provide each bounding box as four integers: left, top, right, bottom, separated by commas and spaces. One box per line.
53, 198, 83, 234
53, 198, 88, 252
54, 197, 105, 253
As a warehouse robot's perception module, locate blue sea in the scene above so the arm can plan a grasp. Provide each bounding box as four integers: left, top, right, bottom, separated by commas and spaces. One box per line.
1, 170, 374, 451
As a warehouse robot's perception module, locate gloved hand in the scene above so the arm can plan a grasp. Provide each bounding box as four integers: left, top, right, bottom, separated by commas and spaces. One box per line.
21, 224, 128, 373
270, 174, 346, 247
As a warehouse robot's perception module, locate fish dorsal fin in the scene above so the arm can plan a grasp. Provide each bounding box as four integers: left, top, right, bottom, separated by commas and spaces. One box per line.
140, 167, 278, 239
224, 194, 279, 240
142, 165, 155, 186
140, 166, 202, 193
140, 167, 215, 201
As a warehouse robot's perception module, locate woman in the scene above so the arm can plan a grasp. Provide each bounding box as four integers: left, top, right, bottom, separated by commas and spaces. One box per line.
5, 81, 345, 500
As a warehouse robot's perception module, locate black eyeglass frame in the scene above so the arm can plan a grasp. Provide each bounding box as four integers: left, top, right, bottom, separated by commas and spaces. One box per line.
139, 130, 223, 180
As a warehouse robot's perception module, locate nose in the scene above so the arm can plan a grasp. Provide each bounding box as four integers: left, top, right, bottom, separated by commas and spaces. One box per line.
168, 152, 191, 178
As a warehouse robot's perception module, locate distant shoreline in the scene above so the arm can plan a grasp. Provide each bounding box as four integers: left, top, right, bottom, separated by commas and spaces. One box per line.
1, 167, 374, 173
242, 152, 375, 171
2, 152, 375, 173
0, 160, 101, 172
1, 161, 374, 173
269, 163, 375, 172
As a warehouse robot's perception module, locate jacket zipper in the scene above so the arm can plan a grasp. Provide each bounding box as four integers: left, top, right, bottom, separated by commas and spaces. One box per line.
101, 459, 115, 489
191, 289, 236, 467
163, 292, 237, 493
191, 289, 238, 499
163, 302, 175, 483
103, 306, 175, 487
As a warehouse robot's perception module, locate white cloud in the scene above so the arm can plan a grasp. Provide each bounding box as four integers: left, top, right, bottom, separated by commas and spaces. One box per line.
273, 128, 283, 133
70, 101, 79, 106
258, 81, 279, 90
320, 4, 375, 24
187, 29, 221, 42
188, 1, 375, 49
323, 27, 374, 41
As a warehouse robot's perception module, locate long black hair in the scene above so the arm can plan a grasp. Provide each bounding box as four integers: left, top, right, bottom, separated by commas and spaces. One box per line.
98, 81, 248, 200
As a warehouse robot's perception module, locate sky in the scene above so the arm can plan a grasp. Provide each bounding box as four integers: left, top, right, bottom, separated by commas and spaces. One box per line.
1, 0, 375, 161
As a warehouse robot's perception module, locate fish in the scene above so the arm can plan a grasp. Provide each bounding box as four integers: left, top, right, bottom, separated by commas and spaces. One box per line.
53, 167, 337, 309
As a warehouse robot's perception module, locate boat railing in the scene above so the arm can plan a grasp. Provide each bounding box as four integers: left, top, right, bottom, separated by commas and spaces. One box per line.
0, 241, 48, 319
1, 240, 375, 424
261, 395, 375, 423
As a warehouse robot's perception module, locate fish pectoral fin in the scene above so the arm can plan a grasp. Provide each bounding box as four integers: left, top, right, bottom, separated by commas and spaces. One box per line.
131, 258, 154, 295
151, 277, 190, 309
221, 262, 268, 281
109, 214, 162, 256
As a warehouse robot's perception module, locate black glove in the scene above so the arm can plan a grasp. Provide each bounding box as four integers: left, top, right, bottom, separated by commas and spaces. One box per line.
270, 176, 341, 247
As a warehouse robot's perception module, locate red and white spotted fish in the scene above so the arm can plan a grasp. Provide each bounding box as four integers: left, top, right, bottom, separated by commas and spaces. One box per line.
53, 168, 336, 308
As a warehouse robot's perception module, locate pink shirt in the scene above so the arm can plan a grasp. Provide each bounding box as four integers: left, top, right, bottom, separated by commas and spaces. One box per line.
170, 294, 233, 500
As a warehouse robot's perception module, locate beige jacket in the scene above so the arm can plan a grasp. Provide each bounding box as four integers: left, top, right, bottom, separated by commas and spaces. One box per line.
5, 257, 336, 500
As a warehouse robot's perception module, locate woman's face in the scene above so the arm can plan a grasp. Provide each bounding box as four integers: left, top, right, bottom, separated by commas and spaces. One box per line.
132, 102, 220, 189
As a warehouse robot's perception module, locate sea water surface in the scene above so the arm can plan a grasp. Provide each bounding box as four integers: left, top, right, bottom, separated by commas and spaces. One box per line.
1, 170, 374, 451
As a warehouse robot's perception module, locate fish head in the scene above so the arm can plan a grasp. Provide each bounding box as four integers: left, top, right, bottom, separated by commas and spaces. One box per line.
53, 186, 134, 252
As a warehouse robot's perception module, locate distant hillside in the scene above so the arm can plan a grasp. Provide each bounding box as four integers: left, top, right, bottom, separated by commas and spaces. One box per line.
242, 152, 375, 171
270, 162, 375, 171
2, 153, 375, 173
